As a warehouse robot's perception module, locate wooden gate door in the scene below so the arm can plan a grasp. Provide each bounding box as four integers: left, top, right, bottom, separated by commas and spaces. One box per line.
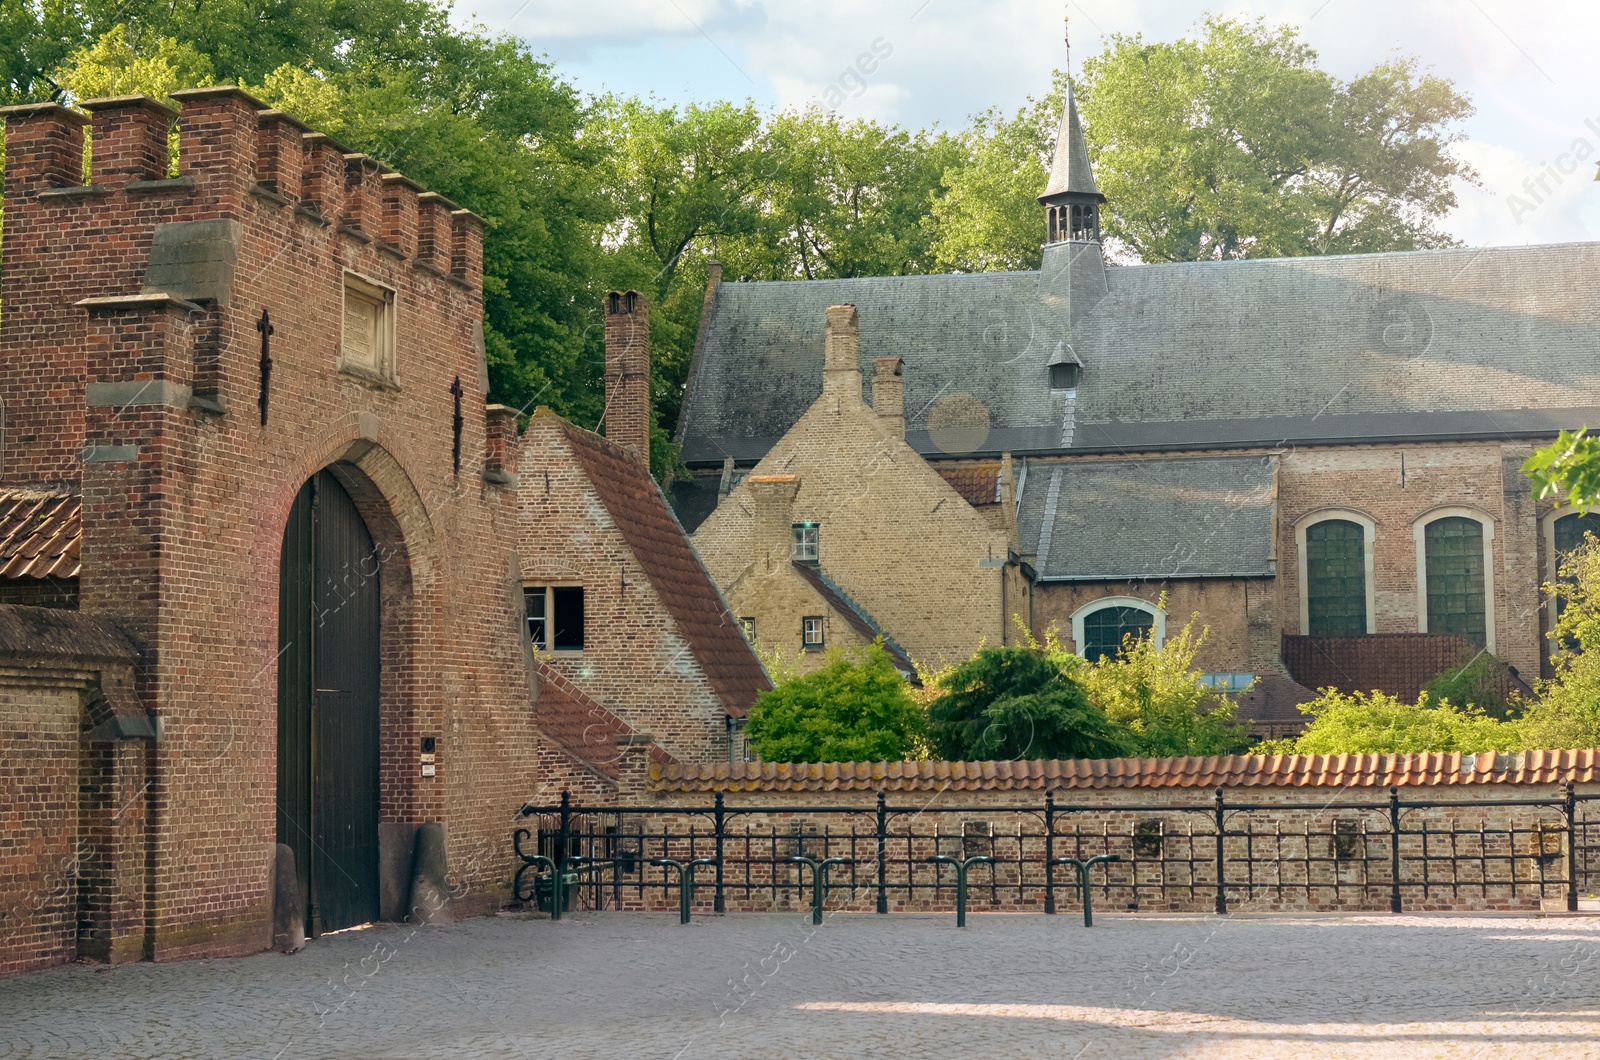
277, 470, 382, 935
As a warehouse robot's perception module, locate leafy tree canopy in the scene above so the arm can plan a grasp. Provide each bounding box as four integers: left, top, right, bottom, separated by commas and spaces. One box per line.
1079, 614, 1251, 757
1078, 16, 1474, 262
745, 642, 925, 763
925, 643, 1127, 761
1262, 689, 1519, 756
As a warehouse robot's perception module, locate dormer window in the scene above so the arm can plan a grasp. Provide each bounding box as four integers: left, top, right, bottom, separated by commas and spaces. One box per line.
792, 523, 819, 564
1048, 343, 1084, 391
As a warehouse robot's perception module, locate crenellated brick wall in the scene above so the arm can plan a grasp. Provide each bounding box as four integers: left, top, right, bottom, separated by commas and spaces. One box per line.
0, 89, 649, 973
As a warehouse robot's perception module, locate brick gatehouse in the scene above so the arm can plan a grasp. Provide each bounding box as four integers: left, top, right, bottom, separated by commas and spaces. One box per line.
0, 90, 766, 974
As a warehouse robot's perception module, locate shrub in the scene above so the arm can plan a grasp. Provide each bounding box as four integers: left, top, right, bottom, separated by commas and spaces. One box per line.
745, 642, 924, 763
1267, 688, 1520, 756
1078, 614, 1251, 757
925, 643, 1128, 761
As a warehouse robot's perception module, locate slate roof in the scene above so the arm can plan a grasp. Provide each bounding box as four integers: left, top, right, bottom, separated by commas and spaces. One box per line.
1016, 455, 1276, 580
550, 413, 771, 717
0, 489, 81, 580
677, 241, 1600, 466
1040, 80, 1101, 201
534, 663, 677, 781
651, 748, 1599, 793
1282, 633, 1535, 703
1235, 671, 1318, 736
789, 562, 920, 682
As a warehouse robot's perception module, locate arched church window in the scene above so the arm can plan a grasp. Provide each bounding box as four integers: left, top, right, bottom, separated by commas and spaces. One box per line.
1076, 600, 1158, 662
1424, 516, 1487, 646
1305, 519, 1367, 636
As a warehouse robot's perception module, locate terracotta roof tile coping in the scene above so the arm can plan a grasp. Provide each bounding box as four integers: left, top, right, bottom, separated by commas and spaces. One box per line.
651, 749, 1600, 793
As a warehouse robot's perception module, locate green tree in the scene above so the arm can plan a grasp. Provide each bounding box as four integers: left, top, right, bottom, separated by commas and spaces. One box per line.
1525, 429, 1600, 514
745, 642, 924, 763
1519, 538, 1600, 750
1266, 689, 1519, 756
925, 644, 1127, 761
1420, 652, 1522, 720
1075, 16, 1473, 262
1078, 615, 1251, 757
923, 99, 1051, 272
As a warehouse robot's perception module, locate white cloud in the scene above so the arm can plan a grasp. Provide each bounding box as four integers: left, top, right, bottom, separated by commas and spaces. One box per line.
1448, 137, 1600, 248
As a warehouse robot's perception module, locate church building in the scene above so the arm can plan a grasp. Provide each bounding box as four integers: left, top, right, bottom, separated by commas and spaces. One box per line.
673, 77, 1589, 728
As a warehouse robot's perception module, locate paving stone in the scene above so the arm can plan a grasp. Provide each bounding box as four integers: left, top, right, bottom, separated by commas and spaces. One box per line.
1, 912, 1598, 1058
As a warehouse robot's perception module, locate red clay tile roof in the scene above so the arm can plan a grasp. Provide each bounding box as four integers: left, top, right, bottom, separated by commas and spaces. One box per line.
651, 748, 1600, 793
1282, 633, 1533, 703
535, 663, 676, 780
548, 413, 771, 717
936, 463, 1001, 507
789, 561, 920, 684
0, 489, 80, 580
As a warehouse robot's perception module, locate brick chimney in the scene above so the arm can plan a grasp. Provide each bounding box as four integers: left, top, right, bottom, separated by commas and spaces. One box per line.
822, 304, 861, 402
747, 475, 800, 572
871, 357, 904, 437
604, 290, 651, 457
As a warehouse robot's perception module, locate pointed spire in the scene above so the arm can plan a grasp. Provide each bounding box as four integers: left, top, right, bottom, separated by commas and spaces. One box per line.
1038, 16, 1104, 244
1039, 79, 1102, 202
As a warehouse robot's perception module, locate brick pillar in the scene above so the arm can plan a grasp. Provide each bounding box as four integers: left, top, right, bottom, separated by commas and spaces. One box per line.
747, 474, 800, 573
255, 109, 309, 202
338, 152, 378, 233
0, 103, 89, 193
616, 735, 654, 805
298, 134, 347, 222
871, 356, 904, 437
379, 172, 421, 257
822, 303, 861, 402
603, 290, 651, 457
484, 404, 520, 483
0, 104, 93, 488
80, 96, 175, 184
450, 210, 484, 291
416, 192, 455, 271
170, 87, 263, 210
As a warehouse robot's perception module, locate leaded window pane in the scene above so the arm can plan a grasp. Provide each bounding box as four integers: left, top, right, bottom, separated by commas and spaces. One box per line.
1425, 517, 1486, 646
1554, 512, 1600, 559
1306, 519, 1367, 636
1551, 512, 1600, 632
1081, 605, 1154, 663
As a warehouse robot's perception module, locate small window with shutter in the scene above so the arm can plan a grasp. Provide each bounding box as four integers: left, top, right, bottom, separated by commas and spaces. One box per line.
341, 273, 395, 382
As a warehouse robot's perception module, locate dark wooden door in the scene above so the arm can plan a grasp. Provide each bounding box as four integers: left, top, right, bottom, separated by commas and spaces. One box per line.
277, 470, 382, 935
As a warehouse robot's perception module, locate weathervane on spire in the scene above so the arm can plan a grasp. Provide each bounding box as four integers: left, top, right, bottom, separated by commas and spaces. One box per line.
1064, 10, 1071, 77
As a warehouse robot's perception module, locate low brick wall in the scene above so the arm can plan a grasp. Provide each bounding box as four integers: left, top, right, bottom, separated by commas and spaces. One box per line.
517, 751, 1600, 918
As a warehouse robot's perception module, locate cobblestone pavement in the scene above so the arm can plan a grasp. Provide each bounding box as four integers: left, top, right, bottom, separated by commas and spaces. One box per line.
3, 912, 1600, 1059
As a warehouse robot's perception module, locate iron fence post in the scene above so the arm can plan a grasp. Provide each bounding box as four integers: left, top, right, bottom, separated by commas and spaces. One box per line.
1044, 792, 1057, 915
713, 792, 727, 914
1214, 788, 1227, 915
1389, 786, 1403, 914
556, 791, 572, 921
1567, 781, 1579, 913
876, 791, 888, 914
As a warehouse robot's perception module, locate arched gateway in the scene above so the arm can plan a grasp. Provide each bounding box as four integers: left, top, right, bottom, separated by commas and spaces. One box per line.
277, 470, 382, 935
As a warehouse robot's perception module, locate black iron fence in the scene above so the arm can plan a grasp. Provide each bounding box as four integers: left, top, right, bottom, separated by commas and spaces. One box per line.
513, 785, 1600, 920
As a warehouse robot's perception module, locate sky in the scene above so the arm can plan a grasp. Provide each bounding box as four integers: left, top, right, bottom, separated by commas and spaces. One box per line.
455, 0, 1600, 250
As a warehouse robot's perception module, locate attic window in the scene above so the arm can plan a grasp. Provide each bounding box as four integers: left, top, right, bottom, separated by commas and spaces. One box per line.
793, 523, 819, 564
1049, 362, 1081, 390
